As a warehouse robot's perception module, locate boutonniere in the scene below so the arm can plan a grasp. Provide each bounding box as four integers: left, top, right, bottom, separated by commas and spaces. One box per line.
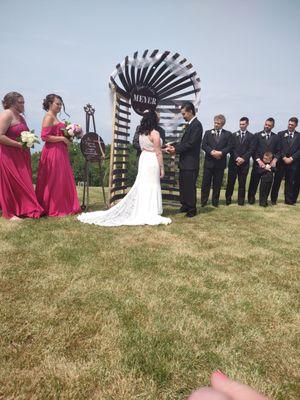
236, 131, 240, 136
284, 132, 289, 138
182, 124, 188, 134
211, 129, 216, 135
261, 132, 266, 137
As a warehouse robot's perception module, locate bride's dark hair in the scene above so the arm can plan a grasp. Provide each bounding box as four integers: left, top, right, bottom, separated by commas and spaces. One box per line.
138, 110, 158, 135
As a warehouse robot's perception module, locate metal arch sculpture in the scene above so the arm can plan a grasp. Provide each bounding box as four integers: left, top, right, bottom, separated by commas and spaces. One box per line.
109, 49, 201, 205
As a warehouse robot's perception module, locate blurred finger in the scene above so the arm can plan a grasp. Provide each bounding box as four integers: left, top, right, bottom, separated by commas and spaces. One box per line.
188, 387, 231, 400
211, 371, 267, 400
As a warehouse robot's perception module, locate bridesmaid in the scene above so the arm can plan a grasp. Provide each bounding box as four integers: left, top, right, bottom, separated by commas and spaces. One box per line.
35, 94, 81, 216
0, 92, 44, 220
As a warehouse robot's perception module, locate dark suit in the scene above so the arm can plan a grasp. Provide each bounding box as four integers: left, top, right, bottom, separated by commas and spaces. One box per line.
271, 130, 300, 204
133, 125, 166, 157
258, 164, 276, 206
173, 118, 203, 213
248, 131, 281, 204
201, 128, 233, 206
294, 162, 300, 203
225, 130, 254, 205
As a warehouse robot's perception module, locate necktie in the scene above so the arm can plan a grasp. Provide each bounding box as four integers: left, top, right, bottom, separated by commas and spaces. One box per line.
288, 133, 293, 143
266, 133, 270, 140
240, 132, 245, 143
216, 130, 220, 142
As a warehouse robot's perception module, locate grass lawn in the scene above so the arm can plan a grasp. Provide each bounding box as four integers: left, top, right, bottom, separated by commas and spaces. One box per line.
0, 188, 299, 399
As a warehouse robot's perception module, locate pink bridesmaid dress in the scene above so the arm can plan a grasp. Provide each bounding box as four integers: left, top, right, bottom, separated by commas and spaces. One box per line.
35, 122, 81, 216
0, 120, 44, 219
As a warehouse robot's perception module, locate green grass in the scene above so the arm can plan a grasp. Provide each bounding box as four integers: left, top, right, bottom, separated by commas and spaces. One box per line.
0, 188, 299, 399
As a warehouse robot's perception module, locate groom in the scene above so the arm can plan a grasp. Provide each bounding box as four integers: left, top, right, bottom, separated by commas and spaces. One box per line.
166, 102, 203, 217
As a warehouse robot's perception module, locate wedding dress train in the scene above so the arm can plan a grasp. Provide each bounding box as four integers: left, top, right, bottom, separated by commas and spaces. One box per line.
77, 135, 171, 227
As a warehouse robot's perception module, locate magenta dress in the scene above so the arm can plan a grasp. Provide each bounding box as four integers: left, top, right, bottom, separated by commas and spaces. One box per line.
35, 122, 81, 216
0, 120, 44, 219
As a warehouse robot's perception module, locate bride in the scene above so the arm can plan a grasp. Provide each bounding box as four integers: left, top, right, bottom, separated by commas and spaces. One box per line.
77, 110, 172, 227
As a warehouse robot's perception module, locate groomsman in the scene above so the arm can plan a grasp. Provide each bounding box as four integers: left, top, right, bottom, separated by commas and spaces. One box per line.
225, 117, 254, 205
294, 162, 300, 204
248, 118, 281, 204
201, 114, 232, 207
165, 102, 203, 217
271, 117, 300, 205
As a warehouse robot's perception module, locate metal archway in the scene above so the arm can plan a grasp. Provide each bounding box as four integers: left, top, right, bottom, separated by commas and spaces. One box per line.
109, 49, 201, 205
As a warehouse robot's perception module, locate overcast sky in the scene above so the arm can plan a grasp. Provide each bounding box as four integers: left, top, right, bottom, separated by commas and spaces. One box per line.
1, 0, 299, 150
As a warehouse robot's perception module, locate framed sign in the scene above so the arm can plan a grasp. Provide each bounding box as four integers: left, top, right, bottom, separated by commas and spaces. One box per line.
80, 132, 105, 162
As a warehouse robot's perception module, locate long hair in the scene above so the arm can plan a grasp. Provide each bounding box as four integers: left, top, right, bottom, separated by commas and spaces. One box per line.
138, 110, 158, 136
42, 93, 70, 118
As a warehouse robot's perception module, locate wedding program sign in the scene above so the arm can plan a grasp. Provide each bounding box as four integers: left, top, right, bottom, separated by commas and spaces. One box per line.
130, 86, 158, 116
80, 132, 105, 162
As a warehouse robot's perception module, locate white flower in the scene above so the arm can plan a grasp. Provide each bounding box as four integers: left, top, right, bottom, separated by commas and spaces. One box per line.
21, 131, 31, 142
19, 130, 39, 148
261, 132, 266, 137
211, 129, 215, 134
284, 132, 288, 137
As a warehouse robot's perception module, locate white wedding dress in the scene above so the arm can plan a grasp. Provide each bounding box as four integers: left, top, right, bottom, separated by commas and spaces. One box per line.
77, 134, 172, 227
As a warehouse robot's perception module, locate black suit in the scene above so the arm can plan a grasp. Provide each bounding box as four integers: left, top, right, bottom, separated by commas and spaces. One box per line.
258, 164, 276, 206
271, 130, 300, 204
248, 131, 281, 204
294, 161, 300, 204
201, 128, 233, 206
132, 125, 166, 157
225, 130, 254, 205
173, 118, 203, 213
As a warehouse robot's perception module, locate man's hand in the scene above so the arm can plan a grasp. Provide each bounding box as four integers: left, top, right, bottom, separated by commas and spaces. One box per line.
283, 156, 293, 165
211, 150, 222, 159
236, 157, 245, 166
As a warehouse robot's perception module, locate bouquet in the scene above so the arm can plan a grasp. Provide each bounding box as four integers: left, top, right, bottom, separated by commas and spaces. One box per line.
61, 121, 83, 141
18, 130, 40, 148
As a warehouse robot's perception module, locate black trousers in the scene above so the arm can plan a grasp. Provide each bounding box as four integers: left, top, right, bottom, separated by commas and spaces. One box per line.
271, 163, 297, 204
293, 164, 300, 203
179, 169, 198, 212
225, 163, 249, 205
248, 166, 261, 203
259, 179, 273, 206
201, 166, 224, 206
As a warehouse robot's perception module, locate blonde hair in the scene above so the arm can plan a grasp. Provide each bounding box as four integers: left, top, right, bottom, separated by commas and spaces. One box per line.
2, 92, 23, 109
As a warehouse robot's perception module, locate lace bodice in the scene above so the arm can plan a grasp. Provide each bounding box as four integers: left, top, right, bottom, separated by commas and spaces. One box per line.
139, 134, 154, 151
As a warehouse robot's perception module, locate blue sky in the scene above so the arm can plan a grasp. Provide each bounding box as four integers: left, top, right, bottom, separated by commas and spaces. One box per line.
1, 0, 300, 150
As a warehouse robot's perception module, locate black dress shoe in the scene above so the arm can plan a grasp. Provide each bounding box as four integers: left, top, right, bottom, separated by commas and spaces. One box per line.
271, 201, 277, 205
186, 211, 196, 218
212, 203, 219, 208
248, 197, 255, 204
225, 199, 231, 205
201, 202, 207, 207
